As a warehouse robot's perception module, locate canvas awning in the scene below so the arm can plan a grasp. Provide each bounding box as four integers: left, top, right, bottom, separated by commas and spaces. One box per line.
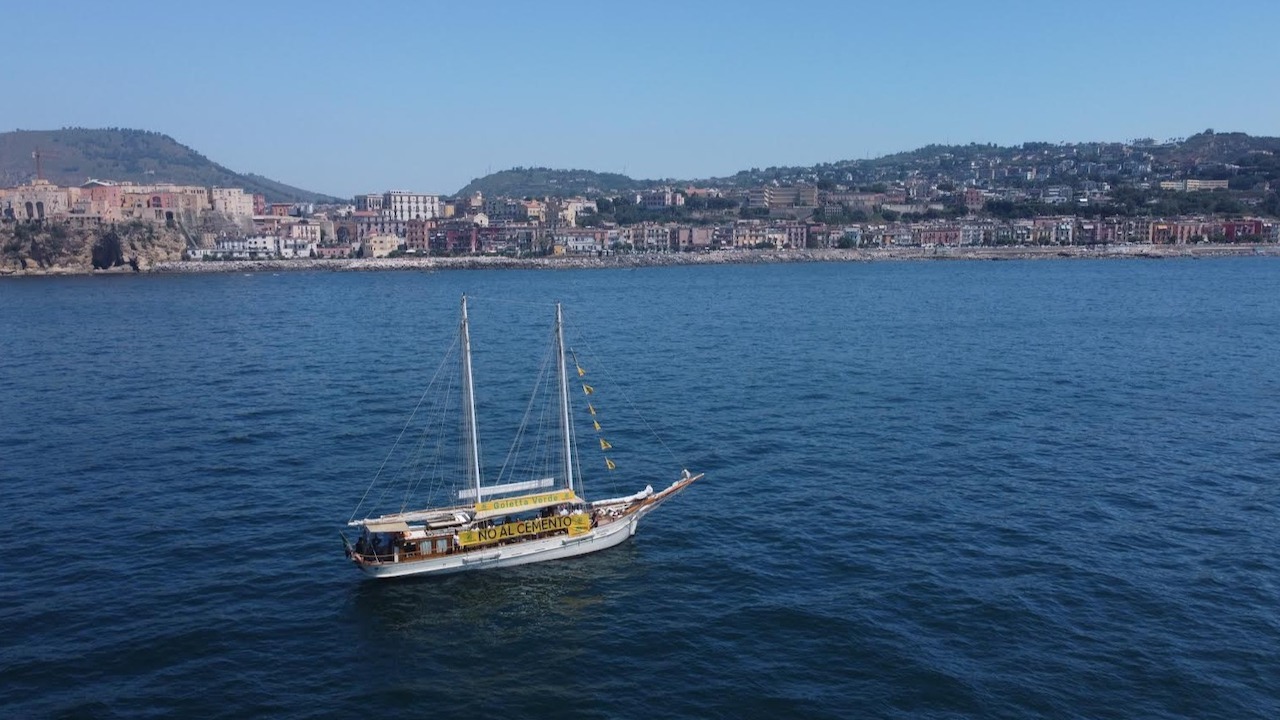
458, 476, 556, 501
364, 521, 411, 534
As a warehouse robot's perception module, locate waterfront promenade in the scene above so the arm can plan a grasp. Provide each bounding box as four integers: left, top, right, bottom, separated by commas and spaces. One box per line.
3, 243, 1277, 276
145, 243, 1280, 273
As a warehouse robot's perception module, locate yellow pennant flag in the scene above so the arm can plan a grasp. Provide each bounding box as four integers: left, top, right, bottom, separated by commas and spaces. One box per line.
599, 438, 612, 450
593, 420, 601, 431
587, 404, 596, 415
605, 457, 616, 470
576, 365, 586, 377
582, 384, 594, 395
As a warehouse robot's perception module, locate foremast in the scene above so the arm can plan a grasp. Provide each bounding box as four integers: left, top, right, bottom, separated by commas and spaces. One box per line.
555, 303, 577, 496
460, 295, 483, 500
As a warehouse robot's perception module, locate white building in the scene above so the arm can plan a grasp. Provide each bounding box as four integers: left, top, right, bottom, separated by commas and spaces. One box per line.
286, 220, 323, 244
196, 235, 281, 260
210, 187, 255, 221
638, 190, 684, 210
383, 191, 441, 221
279, 237, 317, 258
355, 194, 384, 212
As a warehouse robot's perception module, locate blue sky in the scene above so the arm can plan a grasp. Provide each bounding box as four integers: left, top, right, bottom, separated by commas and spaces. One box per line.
5, 0, 1278, 197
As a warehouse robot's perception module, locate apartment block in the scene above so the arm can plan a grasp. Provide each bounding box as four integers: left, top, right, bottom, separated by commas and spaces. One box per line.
383, 191, 441, 221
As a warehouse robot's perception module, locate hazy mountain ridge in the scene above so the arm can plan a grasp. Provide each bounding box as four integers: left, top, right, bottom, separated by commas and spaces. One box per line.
457, 130, 1280, 197
5, 127, 1275, 204
455, 167, 658, 199
0, 128, 341, 204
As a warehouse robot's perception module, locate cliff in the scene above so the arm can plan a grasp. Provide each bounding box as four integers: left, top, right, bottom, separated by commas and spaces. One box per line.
0, 220, 190, 274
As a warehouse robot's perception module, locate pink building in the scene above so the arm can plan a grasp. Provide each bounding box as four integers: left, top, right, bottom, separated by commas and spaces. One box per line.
79, 181, 124, 222
1218, 219, 1264, 240
917, 225, 961, 246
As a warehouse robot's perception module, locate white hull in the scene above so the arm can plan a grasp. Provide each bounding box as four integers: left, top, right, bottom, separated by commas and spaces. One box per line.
357, 511, 640, 579
352, 474, 698, 579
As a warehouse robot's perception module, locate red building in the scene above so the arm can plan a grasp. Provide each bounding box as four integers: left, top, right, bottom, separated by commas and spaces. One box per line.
431, 220, 481, 255
1219, 219, 1263, 240
917, 225, 961, 246
964, 188, 985, 212
405, 217, 438, 252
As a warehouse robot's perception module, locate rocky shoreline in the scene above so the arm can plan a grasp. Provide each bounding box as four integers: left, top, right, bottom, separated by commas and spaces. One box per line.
2, 243, 1277, 277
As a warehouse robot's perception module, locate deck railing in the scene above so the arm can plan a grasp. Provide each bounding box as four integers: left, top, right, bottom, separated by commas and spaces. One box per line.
353, 522, 600, 564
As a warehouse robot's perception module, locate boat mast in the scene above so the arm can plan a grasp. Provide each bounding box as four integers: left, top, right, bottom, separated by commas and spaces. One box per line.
555, 303, 576, 494
460, 295, 483, 500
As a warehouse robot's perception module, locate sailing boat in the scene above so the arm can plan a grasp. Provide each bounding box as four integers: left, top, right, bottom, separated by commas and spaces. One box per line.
341, 295, 702, 579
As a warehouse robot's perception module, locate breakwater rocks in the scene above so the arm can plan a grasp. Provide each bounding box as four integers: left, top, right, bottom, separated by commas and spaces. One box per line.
148, 244, 1280, 274
3, 244, 1278, 277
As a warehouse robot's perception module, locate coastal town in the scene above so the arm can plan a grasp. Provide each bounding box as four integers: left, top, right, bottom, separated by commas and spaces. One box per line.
2, 132, 1278, 270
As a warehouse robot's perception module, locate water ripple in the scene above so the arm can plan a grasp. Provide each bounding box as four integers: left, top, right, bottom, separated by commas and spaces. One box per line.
2, 261, 1280, 718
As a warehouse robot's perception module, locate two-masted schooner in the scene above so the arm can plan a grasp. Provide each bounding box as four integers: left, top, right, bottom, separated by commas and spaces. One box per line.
341, 296, 701, 579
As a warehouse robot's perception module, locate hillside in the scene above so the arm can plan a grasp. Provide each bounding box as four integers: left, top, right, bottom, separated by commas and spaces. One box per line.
0, 128, 341, 204
458, 130, 1280, 198
455, 167, 655, 198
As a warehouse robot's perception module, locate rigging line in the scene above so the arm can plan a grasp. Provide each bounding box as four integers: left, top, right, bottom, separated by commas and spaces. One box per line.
425, 380, 459, 505
522, 396, 550, 486
349, 331, 461, 523
368, 349, 459, 516
394, 383, 446, 511
398, 421, 428, 512
422, 390, 454, 506
495, 325, 558, 485
566, 323, 685, 471
401, 378, 459, 512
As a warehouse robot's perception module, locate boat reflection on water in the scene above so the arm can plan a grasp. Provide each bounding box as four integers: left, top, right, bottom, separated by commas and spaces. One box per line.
349, 542, 647, 641
342, 545, 650, 711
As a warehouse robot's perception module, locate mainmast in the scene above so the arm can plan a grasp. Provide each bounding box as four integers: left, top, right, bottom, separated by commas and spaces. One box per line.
555, 303, 576, 493
460, 295, 483, 500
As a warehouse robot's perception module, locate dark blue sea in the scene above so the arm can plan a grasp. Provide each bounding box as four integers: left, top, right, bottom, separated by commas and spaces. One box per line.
2, 258, 1279, 719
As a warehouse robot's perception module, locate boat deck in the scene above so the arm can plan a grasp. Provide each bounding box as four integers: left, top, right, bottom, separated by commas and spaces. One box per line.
349, 510, 625, 567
